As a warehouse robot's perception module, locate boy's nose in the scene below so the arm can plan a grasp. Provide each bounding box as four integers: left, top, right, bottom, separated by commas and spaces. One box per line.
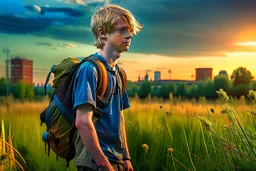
125, 32, 132, 39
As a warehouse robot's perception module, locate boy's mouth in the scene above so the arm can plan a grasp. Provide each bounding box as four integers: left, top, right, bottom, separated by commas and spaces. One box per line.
123, 42, 130, 45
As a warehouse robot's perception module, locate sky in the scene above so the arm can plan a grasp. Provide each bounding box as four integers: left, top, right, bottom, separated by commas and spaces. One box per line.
0, 0, 256, 84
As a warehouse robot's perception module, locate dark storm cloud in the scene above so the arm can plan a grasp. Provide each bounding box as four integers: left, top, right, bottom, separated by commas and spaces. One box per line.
121, 0, 256, 56
0, 14, 52, 34
25, 5, 87, 17
3, 0, 256, 57
0, 13, 80, 34
40, 26, 95, 45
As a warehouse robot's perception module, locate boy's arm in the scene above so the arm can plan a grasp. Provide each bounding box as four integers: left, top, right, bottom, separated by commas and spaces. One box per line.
120, 110, 133, 170
75, 104, 113, 170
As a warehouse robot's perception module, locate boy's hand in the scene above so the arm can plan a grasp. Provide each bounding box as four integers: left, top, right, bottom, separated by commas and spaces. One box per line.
123, 160, 133, 171
97, 160, 114, 171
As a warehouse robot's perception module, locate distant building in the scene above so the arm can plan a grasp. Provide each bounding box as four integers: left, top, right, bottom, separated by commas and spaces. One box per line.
219, 70, 228, 77
11, 58, 33, 84
144, 73, 149, 81
154, 71, 161, 81
195, 68, 213, 81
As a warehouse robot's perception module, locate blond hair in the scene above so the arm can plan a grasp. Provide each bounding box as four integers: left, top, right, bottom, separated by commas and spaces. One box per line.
91, 4, 142, 49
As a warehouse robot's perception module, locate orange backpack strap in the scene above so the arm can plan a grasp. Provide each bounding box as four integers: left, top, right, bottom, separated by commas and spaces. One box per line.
82, 56, 111, 118
85, 56, 108, 102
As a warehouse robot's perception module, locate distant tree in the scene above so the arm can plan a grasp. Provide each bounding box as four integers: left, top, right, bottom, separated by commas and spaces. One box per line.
26, 84, 35, 100
126, 80, 138, 97
195, 81, 204, 97
34, 86, 45, 96
18, 80, 26, 100
0, 77, 6, 96
229, 84, 250, 97
175, 83, 188, 97
214, 75, 231, 94
187, 84, 198, 98
253, 82, 256, 91
150, 86, 159, 98
138, 81, 151, 98
168, 83, 176, 95
158, 83, 176, 99
218, 70, 228, 77
231, 67, 253, 87
202, 79, 215, 98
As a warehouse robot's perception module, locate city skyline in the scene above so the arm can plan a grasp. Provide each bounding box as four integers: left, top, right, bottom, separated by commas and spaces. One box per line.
1, 0, 256, 83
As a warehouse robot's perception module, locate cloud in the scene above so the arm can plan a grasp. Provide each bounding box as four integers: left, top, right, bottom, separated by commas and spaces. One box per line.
4, 0, 256, 57
63, 0, 107, 5
59, 42, 78, 48
63, 0, 85, 5
118, 60, 138, 64
119, 0, 256, 57
51, 42, 78, 50
25, 5, 86, 17
40, 25, 94, 45
0, 14, 51, 34
36, 42, 53, 46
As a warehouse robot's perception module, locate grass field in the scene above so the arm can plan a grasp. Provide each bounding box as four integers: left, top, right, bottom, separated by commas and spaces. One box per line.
0, 92, 256, 171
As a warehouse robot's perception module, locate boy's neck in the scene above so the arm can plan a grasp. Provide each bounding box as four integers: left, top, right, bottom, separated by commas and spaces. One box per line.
98, 47, 121, 68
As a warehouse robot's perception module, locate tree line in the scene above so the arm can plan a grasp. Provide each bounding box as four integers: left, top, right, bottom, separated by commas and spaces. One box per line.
0, 67, 255, 100
127, 67, 256, 99
0, 78, 53, 100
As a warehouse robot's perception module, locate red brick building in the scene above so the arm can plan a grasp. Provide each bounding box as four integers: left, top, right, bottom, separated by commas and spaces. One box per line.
11, 58, 33, 84
195, 68, 213, 81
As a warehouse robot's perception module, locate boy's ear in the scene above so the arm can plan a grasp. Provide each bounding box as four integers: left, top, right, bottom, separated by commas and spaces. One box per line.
98, 28, 107, 39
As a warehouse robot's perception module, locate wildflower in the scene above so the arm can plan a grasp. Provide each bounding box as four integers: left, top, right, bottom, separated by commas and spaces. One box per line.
210, 108, 215, 114
168, 148, 174, 153
159, 105, 163, 109
226, 144, 232, 151
216, 89, 229, 101
142, 144, 149, 153
166, 111, 172, 116
248, 90, 256, 101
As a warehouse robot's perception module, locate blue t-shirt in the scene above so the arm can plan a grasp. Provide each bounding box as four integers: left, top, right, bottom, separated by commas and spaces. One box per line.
73, 53, 130, 167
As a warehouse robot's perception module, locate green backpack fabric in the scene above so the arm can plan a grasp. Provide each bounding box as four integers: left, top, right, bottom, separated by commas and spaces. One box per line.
40, 55, 127, 166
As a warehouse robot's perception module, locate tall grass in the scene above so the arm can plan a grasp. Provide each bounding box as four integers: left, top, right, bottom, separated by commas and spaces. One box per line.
0, 93, 255, 170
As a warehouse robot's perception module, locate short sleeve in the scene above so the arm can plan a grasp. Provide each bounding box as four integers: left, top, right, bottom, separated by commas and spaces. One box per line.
73, 62, 97, 109
121, 89, 130, 110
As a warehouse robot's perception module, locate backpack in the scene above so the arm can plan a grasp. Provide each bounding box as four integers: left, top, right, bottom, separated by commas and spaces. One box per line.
40, 55, 127, 167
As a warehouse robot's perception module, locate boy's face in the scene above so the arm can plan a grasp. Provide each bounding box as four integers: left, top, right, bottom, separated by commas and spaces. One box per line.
105, 19, 133, 53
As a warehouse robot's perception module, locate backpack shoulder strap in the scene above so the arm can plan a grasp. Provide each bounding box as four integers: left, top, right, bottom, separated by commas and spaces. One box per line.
116, 65, 127, 95
83, 56, 108, 102
81, 56, 111, 118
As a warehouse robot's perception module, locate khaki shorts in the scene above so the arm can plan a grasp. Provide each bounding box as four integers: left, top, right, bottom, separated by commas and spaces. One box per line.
77, 162, 124, 171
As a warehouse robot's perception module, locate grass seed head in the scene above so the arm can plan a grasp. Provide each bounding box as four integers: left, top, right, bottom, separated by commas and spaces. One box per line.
217, 89, 230, 101
142, 144, 149, 153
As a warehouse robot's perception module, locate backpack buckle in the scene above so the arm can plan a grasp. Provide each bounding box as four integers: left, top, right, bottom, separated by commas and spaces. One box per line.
94, 107, 104, 118
98, 98, 108, 108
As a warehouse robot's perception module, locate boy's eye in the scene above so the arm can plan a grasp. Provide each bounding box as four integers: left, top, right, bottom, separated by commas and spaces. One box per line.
118, 28, 125, 32
117, 28, 133, 34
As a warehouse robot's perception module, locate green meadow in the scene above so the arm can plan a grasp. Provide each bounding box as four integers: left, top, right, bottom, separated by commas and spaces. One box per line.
1, 90, 256, 171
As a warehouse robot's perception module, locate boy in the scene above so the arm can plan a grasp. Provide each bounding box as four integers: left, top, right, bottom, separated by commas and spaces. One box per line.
73, 4, 142, 171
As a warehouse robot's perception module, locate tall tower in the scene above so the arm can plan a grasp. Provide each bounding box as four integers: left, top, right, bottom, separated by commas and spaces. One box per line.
11, 58, 33, 84
168, 69, 172, 80
195, 68, 213, 81
154, 71, 161, 81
